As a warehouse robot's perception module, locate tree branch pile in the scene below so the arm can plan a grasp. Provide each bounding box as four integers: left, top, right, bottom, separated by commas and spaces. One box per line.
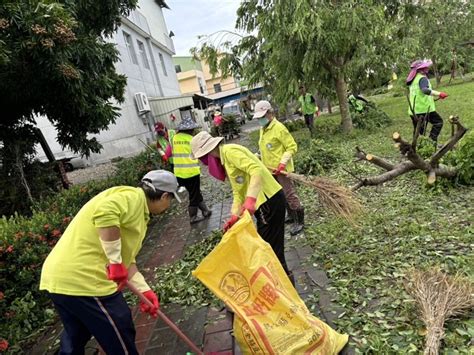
351, 116, 467, 190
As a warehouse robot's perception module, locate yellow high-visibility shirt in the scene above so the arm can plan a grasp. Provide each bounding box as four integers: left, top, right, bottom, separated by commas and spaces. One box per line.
220, 144, 282, 215
40, 187, 150, 296
259, 119, 297, 173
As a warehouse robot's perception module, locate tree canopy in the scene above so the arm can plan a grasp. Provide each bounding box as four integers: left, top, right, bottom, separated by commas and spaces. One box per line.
0, 0, 137, 156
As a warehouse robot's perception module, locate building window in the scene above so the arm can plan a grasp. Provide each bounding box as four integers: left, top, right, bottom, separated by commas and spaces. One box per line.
123, 31, 138, 65
198, 77, 205, 94
158, 53, 167, 76
136, 40, 150, 69
213, 83, 222, 93
175, 64, 182, 73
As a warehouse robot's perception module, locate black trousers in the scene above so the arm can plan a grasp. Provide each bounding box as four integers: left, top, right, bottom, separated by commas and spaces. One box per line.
255, 190, 290, 275
177, 175, 203, 207
411, 111, 443, 142
49, 292, 138, 355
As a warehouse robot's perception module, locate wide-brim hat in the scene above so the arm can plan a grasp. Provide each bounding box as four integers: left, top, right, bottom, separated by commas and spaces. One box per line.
214, 111, 222, 116
190, 131, 224, 159
177, 117, 200, 131
406, 59, 432, 83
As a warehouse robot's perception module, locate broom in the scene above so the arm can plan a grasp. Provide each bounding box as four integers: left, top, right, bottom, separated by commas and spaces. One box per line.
405, 268, 474, 355
268, 167, 362, 224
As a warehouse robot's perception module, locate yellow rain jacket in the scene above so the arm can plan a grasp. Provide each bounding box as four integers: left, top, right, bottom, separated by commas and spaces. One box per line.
258, 118, 297, 173
220, 144, 282, 215
40, 187, 149, 296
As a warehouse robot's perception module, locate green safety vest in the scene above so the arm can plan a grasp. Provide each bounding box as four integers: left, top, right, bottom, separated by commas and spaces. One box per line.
408, 73, 435, 115
172, 132, 200, 178
298, 93, 318, 115
348, 95, 364, 112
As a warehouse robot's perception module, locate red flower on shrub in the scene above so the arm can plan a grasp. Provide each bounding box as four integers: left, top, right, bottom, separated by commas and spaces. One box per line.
5, 245, 13, 253
4, 311, 15, 319
52, 229, 62, 238
0, 339, 9, 352
44, 224, 50, 230
39, 235, 47, 242
63, 216, 72, 224
0, 291, 4, 300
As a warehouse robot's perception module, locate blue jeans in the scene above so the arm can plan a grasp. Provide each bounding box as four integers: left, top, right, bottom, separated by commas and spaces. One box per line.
49, 292, 138, 355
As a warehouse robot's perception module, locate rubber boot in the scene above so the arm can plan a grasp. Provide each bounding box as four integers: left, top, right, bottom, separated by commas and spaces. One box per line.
188, 206, 204, 224
198, 201, 212, 218
290, 208, 304, 236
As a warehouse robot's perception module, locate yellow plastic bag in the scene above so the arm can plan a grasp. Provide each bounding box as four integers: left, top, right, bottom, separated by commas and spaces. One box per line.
193, 213, 348, 354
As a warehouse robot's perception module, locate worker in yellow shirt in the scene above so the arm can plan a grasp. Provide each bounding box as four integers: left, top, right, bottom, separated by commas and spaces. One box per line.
40, 170, 181, 355
190, 131, 293, 282
255, 100, 304, 236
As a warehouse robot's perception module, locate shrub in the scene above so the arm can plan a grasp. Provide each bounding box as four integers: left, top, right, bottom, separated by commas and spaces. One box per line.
294, 139, 345, 176
283, 119, 306, 132
351, 102, 392, 131
0, 147, 164, 350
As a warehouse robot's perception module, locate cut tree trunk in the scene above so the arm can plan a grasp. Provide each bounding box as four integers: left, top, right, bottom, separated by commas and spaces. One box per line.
351, 116, 467, 190
334, 73, 352, 133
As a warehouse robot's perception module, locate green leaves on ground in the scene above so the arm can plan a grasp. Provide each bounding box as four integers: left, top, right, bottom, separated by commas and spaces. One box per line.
152, 231, 222, 307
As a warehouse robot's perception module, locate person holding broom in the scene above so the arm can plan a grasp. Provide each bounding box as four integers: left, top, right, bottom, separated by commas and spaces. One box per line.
40, 170, 181, 355
189, 131, 294, 282
407, 59, 448, 144
255, 100, 305, 236
164, 117, 212, 224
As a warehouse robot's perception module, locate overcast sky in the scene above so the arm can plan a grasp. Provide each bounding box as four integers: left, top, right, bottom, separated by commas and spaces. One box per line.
163, 0, 241, 56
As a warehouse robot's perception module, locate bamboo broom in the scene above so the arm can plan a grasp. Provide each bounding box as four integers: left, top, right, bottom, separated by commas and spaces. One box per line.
268, 167, 362, 224
405, 268, 474, 355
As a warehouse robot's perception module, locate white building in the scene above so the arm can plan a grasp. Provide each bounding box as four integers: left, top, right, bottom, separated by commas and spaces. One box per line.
38, 0, 196, 165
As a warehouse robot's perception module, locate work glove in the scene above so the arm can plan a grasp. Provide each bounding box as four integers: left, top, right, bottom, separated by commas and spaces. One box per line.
272, 163, 286, 176
241, 196, 257, 215
161, 155, 168, 163
223, 215, 239, 232
106, 263, 128, 291
439, 92, 448, 99
139, 290, 159, 318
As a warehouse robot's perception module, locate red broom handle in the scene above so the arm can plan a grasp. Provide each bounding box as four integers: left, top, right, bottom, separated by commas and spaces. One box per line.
126, 281, 203, 355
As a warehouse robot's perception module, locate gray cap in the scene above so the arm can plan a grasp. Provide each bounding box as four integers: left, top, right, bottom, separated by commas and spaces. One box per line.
141, 170, 181, 203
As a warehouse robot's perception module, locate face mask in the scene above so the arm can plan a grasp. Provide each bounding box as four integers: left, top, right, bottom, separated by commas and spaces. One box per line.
199, 155, 209, 166
208, 155, 226, 181
258, 117, 269, 127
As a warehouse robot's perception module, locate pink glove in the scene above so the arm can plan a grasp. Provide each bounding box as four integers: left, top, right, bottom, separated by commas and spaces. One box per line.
106, 264, 128, 291
439, 92, 448, 99
139, 290, 159, 318
273, 163, 286, 176
241, 196, 257, 215
223, 215, 239, 232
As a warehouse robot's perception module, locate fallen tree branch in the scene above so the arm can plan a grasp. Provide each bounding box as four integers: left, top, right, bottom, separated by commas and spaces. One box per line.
352, 117, 467, 188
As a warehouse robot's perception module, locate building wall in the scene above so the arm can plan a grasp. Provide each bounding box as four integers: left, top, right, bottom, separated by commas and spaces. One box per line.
173, 56, 202, 72
37, 1, 181, 165
176, 70, 208, 95
200, 59, 239, 94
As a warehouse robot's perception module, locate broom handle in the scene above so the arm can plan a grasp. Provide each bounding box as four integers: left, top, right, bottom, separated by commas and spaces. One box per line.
265, 165, 290, 177
126, 281, 203, 355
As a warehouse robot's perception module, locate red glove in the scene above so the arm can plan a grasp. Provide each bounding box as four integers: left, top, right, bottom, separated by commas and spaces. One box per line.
139, 290, 159, 318
223, 215, 239, 232
106, 263, 128, 291
439, 92, 448, 99
161, 154, 168, 163
273, 163, 286, 176
241, 196, 257, 215
316, 110, 320, 117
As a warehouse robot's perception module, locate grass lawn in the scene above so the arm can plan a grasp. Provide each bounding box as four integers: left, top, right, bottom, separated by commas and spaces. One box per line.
250, 77, 473, 353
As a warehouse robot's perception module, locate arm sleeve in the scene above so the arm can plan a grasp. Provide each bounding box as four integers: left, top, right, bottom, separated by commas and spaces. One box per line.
419, 77, 432, 95
279, 126, 298, 165
92, 193, 129, 228
164, 144, 172, 159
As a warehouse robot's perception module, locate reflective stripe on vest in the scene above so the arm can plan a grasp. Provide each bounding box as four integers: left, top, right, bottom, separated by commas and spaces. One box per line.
172, 133, 200, 178
408, 73, 435, 115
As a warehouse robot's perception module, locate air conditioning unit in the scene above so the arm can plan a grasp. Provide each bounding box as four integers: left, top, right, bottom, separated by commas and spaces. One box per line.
134, 92, 151, 114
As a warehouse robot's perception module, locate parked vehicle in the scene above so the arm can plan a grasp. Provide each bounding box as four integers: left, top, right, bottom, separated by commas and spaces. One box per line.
222, 101, 246, 125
